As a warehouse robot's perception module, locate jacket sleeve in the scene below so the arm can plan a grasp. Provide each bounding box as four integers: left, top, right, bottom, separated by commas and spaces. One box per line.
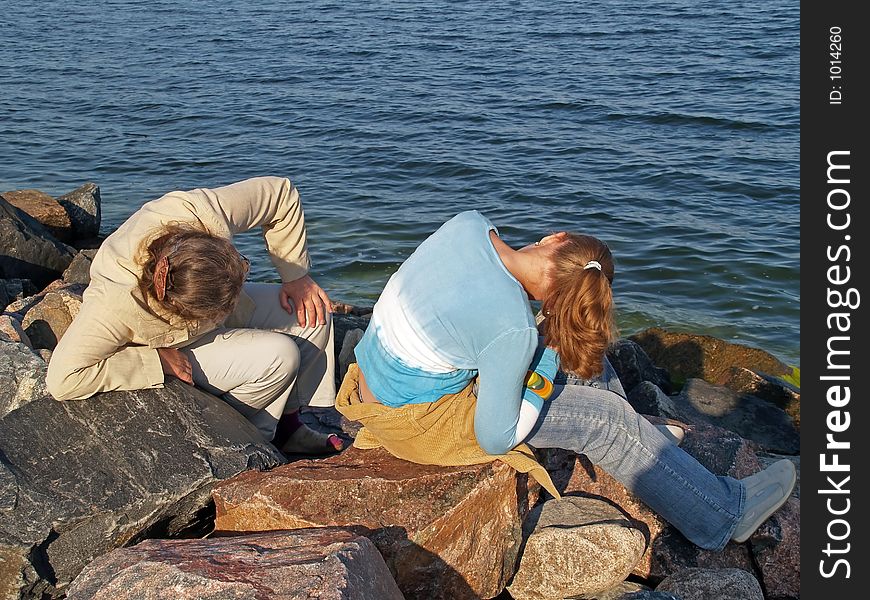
45, 293, 165, 400
181, 176, 312, 282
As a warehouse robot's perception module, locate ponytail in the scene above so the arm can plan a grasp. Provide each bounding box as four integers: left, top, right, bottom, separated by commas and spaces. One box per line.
541, 234, 617, 378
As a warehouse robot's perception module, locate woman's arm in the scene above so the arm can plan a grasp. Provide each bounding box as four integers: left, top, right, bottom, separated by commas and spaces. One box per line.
45, 296, 164, 400
473, 328, 546, 455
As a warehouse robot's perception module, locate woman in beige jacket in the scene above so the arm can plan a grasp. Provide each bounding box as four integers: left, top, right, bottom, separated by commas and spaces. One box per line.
46, 176, 341, 454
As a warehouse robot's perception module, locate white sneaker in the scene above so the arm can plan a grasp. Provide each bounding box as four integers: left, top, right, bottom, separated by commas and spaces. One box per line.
731, 459, 796, 543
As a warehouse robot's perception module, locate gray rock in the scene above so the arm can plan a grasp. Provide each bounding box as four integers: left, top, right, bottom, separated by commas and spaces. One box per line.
0, 338, 47, 418
338, 327, 364, 382
627, 381, 681, 417
508, 497, 646, 600
66, 528, 404, 600
620, 593, 681, 600
607, 338, 672, 394
62, 250, 98, 285
56, 183, 101, 240
1, 278, 39, 312
0, 380, 285, 599
0, 197, 76, 289
656, 567, 763, 600
674, 379, 798, 454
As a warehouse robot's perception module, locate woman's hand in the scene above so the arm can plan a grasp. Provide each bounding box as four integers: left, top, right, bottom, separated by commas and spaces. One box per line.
157, 347, 193, 385
280, 274, 332, 328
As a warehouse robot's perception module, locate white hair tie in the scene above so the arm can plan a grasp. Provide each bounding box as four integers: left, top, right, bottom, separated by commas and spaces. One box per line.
583, 260, 602, 271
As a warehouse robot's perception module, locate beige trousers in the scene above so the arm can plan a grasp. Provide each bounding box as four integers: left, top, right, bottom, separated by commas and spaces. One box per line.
181, 282, 336, 441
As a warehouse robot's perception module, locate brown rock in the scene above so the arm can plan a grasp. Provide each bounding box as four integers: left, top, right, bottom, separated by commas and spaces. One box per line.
1, 189, 72, 241
749, 497, 799, 600
656, 567, 763, 600
65, 528, 403, 600
21, 283, 85, 350
718, 367, 800, 429
540, 419, 761, 581
507, 497, 646, 600
213, 446, 539, 600
629, 327, 791, 387
0, 314, 31, 348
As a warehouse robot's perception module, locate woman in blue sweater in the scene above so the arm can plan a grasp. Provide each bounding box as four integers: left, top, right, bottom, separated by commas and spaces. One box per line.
347, 211, 795, 550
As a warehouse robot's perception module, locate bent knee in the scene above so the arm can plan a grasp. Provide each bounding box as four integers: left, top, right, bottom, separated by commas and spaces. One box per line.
259, 333, 301, 376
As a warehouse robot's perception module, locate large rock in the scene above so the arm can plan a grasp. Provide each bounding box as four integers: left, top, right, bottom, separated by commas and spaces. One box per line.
540, 419, 764, 582
66, 528, 404, 600
607, 338, 672, 394
673, 379, 798, 455
507, 497, 646, 600
0, 380, 285, 599
1, 278, 39, 312
213, 446, 539, 600
629, 327, 792, 386
0, 196, 76, 289
0, 314, 32, 347
0, 338, 47, 418
748, 497, 800, 600
20, 283, 85, 350
0, 189, 72, 241
62, 250, 98, 286
719, 367, 800, 429
656, 567, 763, 600
56, 183, 101, 240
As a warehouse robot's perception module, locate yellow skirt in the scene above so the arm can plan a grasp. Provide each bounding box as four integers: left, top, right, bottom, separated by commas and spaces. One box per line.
336, 363, 559, 498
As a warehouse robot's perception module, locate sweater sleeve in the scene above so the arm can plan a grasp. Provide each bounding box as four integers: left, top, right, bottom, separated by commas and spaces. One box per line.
141, 176, 312, 283
473, 327, 539, 455
45, 294, 165, 400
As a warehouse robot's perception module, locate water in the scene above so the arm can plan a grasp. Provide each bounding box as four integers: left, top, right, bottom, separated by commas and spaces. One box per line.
0, 0, 800, 366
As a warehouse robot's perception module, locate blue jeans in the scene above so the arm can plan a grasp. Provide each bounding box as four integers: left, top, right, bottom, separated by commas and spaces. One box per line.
524, 358, 745, 550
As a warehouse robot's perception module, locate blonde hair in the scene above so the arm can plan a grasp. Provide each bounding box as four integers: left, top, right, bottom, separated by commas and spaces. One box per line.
541, 233, 617, 379
138, 224, 248, 323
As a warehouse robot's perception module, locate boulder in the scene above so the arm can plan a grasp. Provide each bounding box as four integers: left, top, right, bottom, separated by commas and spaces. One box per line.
748, 497, 800, 599
0, 189, 72, 241
507, 497, 646, 600
540, 419, 765, 582
629, 327, 791, 386
62, 250, 98, 286
621, 593, 681, 600
212, 446, 539, 600
0, 338, 47, 418
20, 283, 85, 350
656, 567, 763, 600
56, 183, 101, 240
0, 380, 285, 599
0, 196, 76, 289
66, 528, 404, 600
338, 327, 365, 383
673, 379, 798, 455
1, 278, 39, 312
628, 382, 681, 417
0, 314, 32, 348
581, 580, 652, 599
607, 338, 672, 394
718, 367, 800, 429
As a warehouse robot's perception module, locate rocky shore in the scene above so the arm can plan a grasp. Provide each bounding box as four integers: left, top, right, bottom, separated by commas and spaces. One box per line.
1, 184, 800, 599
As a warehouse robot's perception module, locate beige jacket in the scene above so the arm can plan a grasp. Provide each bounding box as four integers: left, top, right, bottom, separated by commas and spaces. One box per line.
46, 176, 312, 401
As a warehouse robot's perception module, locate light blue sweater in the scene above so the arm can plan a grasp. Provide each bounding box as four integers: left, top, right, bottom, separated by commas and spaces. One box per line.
355, 211, 557, 454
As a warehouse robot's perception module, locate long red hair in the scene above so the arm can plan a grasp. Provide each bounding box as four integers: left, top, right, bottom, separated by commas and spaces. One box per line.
541, 233, 617, 378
